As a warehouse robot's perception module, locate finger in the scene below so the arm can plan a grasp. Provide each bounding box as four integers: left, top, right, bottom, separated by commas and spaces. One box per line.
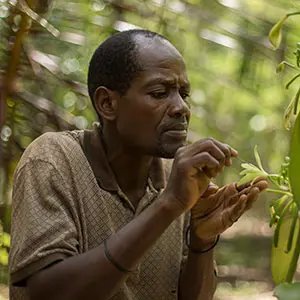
202, 166, 220, 178
190, 152, 220, 171
186, 138, 237, 168
208, 139, 238, 166
201, 182, 219, 197
224, 194, 247, 226
236, 178, 268, 193
252, 180, 268, 191
231, 194, 247, 221
209, 139, 238, 157
192, 193, 221, 219
235, 181, 251, 192
186, 139, 227, 163
223, 183, 239, 206
244, 187, 260, 210
252, 176, 268, 184
206, 185, 227, 209
192, 185, 226, 219
189, 152, 227, 179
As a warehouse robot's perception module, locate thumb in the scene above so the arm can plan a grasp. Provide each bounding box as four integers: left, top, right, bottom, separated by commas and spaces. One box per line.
201, 182, 219, 198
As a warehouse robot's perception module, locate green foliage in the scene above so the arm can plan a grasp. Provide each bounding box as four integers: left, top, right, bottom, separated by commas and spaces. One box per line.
259, 10, 300, 286
238, 146, 267, 186
0, 228, 10, 267
271, 216, 300, 284
274, 282, 300, 300
275, 108, 300, 284
269, 15, 288, 49
238, 140, 300, 284
289, 112, 300, 207
1, 0, 300, 293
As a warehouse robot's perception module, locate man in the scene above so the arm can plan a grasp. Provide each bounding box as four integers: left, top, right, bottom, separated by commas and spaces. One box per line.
9, 29, 267, 300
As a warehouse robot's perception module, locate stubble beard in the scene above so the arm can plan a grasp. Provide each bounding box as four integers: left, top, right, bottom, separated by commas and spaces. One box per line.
154, 136, 187, 159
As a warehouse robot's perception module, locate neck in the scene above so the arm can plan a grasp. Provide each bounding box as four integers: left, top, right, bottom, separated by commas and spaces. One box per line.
102, 124, 153, 201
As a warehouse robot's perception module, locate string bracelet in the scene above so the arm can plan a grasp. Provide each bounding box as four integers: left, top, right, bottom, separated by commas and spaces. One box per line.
103, 239, 135, 273
186, 225, 220, 254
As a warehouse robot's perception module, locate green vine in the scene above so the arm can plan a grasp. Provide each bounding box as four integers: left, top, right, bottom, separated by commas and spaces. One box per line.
237, 11, 300, 296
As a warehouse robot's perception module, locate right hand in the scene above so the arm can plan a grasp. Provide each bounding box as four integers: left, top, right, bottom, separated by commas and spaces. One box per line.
162, 138, 238, 213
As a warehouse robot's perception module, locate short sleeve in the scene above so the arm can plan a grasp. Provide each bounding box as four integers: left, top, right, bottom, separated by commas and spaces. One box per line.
9, 159, 80, 286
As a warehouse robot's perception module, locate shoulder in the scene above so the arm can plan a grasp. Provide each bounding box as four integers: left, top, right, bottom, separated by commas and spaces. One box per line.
16, 130, 84, 172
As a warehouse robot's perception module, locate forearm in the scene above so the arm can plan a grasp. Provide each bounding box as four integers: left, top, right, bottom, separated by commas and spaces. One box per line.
27, 196, 182, 300
178, 236, 217, 300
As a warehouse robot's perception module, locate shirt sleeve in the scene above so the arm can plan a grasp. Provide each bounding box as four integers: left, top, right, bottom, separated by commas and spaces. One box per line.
9, 159, 80, 286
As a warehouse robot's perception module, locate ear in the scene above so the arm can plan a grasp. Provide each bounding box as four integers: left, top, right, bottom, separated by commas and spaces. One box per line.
93, 86, 118, 121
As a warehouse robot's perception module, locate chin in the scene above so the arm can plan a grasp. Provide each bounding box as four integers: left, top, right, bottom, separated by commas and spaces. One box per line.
155, 141, 186, 159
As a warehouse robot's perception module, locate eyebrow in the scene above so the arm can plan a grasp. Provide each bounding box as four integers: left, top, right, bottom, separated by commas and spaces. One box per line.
144, 77, 191, 90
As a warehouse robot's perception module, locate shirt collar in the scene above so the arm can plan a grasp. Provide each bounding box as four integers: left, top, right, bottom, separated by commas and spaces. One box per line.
82, 123, 166, 193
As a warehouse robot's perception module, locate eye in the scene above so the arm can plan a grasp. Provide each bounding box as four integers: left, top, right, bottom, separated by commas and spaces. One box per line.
179, 89, 191, 102
180, 91, 190, 100
149, 90, 169, 99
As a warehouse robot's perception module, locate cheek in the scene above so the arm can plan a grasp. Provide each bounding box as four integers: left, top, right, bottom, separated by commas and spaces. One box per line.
118, 98, 167, 141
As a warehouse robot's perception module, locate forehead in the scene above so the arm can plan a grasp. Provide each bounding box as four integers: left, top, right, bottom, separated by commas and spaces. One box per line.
133, 36, 189, 87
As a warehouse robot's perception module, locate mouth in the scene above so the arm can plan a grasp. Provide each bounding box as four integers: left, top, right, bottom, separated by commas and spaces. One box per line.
163, 122, 188, 131
160, 122, 188, 140
163, 124, 188, 139
163, 129, 188, 137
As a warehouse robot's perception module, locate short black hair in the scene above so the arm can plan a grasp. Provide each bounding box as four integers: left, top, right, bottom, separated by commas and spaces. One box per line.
87, 29, 167, 114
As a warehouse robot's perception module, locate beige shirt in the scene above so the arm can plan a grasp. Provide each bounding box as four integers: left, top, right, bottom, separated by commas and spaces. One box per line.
9, 126, 187, 300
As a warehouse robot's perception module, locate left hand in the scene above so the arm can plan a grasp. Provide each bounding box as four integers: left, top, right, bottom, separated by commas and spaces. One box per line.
190, 178, 268, 245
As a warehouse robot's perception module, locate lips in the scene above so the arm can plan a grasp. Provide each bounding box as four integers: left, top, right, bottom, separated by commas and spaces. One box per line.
163, 123, 188, 138
163, 123, 188, 132
164, 130, 187, 137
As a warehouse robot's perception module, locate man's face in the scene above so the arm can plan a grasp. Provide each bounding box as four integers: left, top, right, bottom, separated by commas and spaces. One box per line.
116, 37, 191, 158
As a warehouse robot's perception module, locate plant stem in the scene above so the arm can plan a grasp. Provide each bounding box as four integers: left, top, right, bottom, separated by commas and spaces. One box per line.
287, 12, 300, 17
286, 73, 300, 89
286, 218, 300, 282
266, 188, 293, 196
282, 61, 298, 70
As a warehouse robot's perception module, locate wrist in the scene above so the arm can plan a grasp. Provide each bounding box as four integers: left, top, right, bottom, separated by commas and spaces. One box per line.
190, 231, 217, 249
190, 232, 217, 249
157, 191, 186, 219
187, 226, 219, 253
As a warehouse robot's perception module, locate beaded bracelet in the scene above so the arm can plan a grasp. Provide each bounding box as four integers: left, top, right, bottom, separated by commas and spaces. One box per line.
185, 225, 220, 254
103, 239, 135, 273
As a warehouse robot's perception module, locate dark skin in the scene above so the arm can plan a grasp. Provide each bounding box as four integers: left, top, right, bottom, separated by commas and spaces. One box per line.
27, 36, 268, 300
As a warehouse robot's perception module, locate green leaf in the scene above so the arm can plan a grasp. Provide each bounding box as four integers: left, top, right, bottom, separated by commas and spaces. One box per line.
1, 232, 10, 247
284, 97, 296, 130
276, 61, 286, 73
271, 216, 300, 284
273, 200, 293, 247
0, 248, 8, 266
289, 112, 300, 206
238, 161, 268, 186
274, 282, 300, 300
237, 173, 260, 186
293, 87, 300, 115
270, 195, 290, 226
272, 110, 300, 284
286, 204, 298, 253
269, 16, 288, 49
254, 145, 266, 172
240, 162, 260, 171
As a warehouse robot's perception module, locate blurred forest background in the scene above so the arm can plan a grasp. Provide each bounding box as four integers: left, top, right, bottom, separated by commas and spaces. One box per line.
0, 0, 299, 299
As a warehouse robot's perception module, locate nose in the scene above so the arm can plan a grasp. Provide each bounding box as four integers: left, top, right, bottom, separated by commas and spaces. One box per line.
167, 92, 190, 119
